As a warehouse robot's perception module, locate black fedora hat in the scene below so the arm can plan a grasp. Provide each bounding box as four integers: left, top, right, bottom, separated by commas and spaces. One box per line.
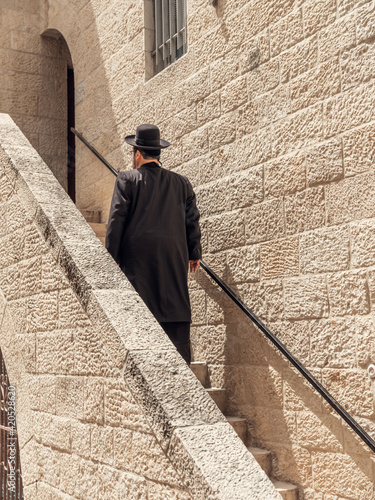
124, 124, 170, 150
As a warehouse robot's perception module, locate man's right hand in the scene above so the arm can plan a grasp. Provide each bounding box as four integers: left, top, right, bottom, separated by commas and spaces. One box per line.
189, 259, 200, 273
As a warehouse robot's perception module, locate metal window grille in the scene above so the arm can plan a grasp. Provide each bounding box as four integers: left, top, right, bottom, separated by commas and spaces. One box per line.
152, 0, 187, 75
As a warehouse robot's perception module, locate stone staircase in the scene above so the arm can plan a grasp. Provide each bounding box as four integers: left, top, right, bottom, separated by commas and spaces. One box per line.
83, 210, 299, 499
190, 362, 299, 500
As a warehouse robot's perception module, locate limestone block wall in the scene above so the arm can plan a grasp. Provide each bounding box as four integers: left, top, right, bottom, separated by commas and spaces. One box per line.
2, 0, 375, 497
0, 114, 282, 499
0, 0, 70, 190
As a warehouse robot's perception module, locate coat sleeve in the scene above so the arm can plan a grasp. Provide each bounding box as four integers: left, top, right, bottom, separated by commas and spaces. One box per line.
105, 174, 131, 265
185, 178, 202, 260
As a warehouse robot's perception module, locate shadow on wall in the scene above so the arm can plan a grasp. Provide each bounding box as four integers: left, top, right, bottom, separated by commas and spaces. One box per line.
191, 264, 375, 494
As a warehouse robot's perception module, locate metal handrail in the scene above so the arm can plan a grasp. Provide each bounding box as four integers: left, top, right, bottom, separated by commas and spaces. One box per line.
71, 127, 375, 454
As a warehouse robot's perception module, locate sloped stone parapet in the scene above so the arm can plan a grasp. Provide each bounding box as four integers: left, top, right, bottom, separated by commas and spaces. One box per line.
0, 113, 281, 499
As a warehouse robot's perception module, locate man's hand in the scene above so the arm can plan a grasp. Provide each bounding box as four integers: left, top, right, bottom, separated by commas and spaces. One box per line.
189, 259, 200, 273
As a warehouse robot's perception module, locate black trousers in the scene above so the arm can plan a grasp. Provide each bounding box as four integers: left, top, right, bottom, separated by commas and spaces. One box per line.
159, 322, 191, 365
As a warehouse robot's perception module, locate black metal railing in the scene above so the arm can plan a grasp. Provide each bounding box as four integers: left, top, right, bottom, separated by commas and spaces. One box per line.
0, 348, 23, 499
72, 127, 375, 454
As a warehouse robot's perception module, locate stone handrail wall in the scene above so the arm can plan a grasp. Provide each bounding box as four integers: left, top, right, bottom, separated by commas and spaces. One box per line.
0, 113, 281, 499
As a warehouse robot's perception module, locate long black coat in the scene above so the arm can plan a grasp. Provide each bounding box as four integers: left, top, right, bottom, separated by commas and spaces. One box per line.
105, 162, 201, 323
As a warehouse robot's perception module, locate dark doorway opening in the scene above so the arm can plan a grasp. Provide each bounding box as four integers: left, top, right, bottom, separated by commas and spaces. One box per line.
67, 67, 75, 202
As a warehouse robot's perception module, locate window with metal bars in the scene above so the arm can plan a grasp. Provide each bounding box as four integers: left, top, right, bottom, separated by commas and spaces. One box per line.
147, 0, 187, 77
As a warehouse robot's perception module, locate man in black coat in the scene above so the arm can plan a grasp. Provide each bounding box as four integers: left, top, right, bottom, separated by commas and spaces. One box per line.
105, 124, 202, 364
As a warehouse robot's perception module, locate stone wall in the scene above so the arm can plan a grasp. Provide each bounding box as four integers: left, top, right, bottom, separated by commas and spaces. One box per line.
0, 113, 281, 499
2, 0, 375, 497
0, 0, 71, 190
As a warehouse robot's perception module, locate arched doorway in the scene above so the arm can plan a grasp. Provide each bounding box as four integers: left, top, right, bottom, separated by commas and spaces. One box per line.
40, 29, 75, 201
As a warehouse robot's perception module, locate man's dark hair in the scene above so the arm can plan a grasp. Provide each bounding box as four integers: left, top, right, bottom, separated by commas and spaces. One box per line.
133, 147, 161, 161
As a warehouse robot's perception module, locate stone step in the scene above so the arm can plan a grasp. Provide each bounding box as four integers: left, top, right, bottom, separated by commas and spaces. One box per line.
190, 362, 209, 388
81, 209, 102, 223
89, 222, 107, 238
227, 416, 247, 444
206, 388, 227, 413
248, 447, 272, 477
271, 480, 299, 500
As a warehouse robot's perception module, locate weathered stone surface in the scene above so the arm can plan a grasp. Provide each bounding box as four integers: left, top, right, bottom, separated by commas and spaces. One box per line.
343, 123, 375, 177
303, 0, 337, 36
226, 244, 260, 283
326, 171, 375, 225
306, 139, 343, 186
280, 36, 318, 83
124, 350, 226, 446
264, 152, 305, 198
285, 187, 325, 235
168, 423, 282, 500
260, 237, 299, 279
300, 226, 349, 274
246, 198, 284, 244
284, 277, 329, 320
291, 59, 340, 112
352, 219, 375, 267
328, 270, 369, 316
310, 318, 357, 368
208, 212, 245, 252
311, 451, 375, 499
319, 17, 356, 62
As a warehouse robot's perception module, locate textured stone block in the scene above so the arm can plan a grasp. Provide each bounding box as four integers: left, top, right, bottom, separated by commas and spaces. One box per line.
270, 9, 303, 57
328, 270, 369, 316
245, 279, 284, 322
319, 17, 356, 62
228, 165, 263, 210
254, 84, 290, 127
273, 104, 323, 156
56, 376, 84, 419
291, 59, 340, 112
343, 123, 375, 176
168, 422, 281, 500
208, 112, 237, 151
226, 244, 260, 283
246, 198, 284, 244
235, 127, 272, 166
124, 350, 225, 446
104, 377, 150, 431
190, 325, 226, 364
197, 91, 221, 127
351, 219, 375, 267
280, 35, 318, 83
182, 127, 209, 163
356, 1, 375, 43
326, 171, 375, 225
36, 330, 74, 374
284, 277, 328, 319
196, 180, 230, 217
91, 424, 114, 465
99, 466, 148, 500
285, 187, 325, 235
306, 139, 343, 186
270, 320, 310, 366
297, 412, 344, 452
300, 226, 349, 274
28, 290, 58, 332
147, 482, 190, 500
260, 237, 299, 279
71, 419, 91, 459
303, 0, 337, 36
311, 451, 375, 499
338, 0, 371, 16
210, 52, 240, 93
341, 43, 375, 92
324, 80, 375, 138
264, 152, 305, 198
221, 75, 247, 113
208, 212, 245, 252
310, 318, 357, 368
247, 59, 279, 95
114, 427, 179, 484
323, 369, 374, 417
